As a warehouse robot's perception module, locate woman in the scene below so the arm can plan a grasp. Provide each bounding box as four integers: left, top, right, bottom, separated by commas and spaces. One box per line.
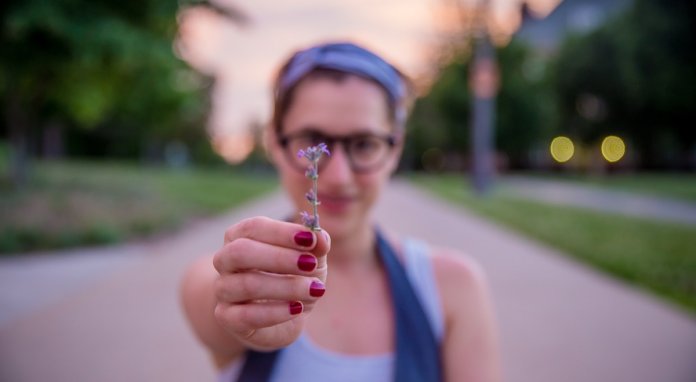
181, 41, 501, 381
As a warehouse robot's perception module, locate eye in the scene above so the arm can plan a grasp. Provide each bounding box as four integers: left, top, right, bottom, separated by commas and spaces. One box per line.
291, 136, 314, 151
351, 136, 380, 154
307, 133, 329, 146
311, 136, 325, 146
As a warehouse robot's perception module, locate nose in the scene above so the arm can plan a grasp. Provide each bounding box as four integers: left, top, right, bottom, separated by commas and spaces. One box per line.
320, 142, 353, 183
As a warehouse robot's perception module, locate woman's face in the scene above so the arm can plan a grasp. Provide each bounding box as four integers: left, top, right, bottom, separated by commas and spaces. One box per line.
268, 75, 401, 240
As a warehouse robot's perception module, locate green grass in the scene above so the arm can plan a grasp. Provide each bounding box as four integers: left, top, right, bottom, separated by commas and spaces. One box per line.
411, 174, 696, 314
519, 172, 696, 203
0, 161, 277, 254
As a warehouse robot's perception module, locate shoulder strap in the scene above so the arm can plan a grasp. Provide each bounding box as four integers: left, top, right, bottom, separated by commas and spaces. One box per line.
375, 228, 443, 382
237, 349, 279, 382
236, 228, 442, 382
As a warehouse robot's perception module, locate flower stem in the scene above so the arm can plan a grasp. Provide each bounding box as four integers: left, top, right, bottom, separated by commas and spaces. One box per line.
312, 159, 319, 231
297, 143, 329, 231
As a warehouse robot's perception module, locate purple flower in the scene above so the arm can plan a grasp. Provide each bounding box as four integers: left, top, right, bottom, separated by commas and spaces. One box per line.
318, 143, 331, 157
297, 143, 329, 231
299, 211, 317, 228
305, 190, 318, 203
305, 167, 318, 180
298, 143, 331, 162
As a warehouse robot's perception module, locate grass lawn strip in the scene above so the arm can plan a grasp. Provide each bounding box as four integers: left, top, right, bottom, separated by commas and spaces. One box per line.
519, 172, 696, 203
0, 161, 277, 254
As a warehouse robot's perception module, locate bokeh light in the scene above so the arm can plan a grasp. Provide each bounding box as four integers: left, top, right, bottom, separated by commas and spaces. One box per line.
549, 136, 575, 163
601, 135, 626, 163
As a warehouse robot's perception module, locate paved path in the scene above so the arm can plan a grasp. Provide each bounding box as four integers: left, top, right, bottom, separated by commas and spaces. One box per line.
1, 181, 695, 382
502, 177, 696, 226
0, 243, 147, 327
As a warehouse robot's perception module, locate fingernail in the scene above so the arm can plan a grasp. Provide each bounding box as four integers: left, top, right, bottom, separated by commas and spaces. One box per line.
309, 280, 326, 297
298, 254, 317, 272
294, 231, 314, 247
289, 301, 303, 315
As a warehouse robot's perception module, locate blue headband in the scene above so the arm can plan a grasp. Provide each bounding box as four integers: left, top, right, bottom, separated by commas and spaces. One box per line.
278, 42, 407, 127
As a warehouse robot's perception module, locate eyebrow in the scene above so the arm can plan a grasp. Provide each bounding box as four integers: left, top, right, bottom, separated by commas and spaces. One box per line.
294, 125, 385, 137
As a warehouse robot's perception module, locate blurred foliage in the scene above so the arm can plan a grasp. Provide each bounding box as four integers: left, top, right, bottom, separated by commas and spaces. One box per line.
406, 0, 695, 171
550, 0, 696, 169
405, 57, 470, 170
0, 0, 229, 185
495, 40, 555, 167
0, 160, 276, 254
405, 39, 553, 170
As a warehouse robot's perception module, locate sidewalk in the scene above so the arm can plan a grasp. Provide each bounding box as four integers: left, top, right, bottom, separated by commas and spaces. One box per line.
1, 180, 694, 382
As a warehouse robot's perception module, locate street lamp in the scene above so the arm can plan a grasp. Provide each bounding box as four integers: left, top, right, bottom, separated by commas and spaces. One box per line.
468, 0, 499, 196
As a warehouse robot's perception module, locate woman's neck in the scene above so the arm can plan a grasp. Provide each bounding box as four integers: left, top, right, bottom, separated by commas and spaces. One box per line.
326, 224, 380, 271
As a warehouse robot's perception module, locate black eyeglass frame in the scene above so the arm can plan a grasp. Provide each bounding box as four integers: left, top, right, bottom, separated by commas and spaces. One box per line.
277, 131, 399, 174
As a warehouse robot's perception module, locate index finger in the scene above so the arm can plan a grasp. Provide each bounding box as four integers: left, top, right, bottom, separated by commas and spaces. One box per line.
224, 216, 330, 257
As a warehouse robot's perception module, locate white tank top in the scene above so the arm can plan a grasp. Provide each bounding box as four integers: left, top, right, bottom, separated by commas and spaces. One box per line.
218, 238, 444, 382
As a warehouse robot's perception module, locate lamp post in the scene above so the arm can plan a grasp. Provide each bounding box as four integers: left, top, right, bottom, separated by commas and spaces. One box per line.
468, 0, 499, 196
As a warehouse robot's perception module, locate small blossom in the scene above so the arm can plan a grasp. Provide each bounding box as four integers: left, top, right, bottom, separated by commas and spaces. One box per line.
318, 142, 331, 157
305, 190, 318, 203
298, 143, 330, 162
305, 167, 318, 180
299, 211, 317, 228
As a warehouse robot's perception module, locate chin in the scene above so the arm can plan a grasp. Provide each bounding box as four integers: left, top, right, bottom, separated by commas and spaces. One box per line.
319, 211, 369, 242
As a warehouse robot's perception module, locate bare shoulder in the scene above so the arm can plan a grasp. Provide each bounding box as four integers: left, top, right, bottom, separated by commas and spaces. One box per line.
184, 253, 213, 276
181, 255, 217, 312
429, 246, 489, 294
429, 247, 502, 381
180, 255, 244, 367
427, 246, 494, 323
180, 255, 217, 333
182, 254, 216, 289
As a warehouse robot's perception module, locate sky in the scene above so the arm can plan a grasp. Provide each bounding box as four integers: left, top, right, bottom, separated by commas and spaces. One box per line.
176, 0, 560, 162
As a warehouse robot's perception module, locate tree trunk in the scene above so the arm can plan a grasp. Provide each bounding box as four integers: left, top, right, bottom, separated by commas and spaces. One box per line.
6, 93, 31, 188
42, 121, 65, 160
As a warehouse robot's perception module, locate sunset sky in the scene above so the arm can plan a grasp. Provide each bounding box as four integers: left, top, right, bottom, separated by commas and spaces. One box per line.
175, 0, 561, 162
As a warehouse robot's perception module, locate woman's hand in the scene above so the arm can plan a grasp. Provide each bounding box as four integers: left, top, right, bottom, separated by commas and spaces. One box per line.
212, 216, 330, 351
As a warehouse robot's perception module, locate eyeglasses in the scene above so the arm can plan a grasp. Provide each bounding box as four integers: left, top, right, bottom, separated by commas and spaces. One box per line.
278, 130, 398, 173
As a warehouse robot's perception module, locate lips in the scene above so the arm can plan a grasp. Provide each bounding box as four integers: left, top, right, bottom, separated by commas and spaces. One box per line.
317, 193, 356, 214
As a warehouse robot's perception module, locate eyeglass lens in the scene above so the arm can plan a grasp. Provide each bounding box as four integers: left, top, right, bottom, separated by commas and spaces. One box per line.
283, 133, 393, 172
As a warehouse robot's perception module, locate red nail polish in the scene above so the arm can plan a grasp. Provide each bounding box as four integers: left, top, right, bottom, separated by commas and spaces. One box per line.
298, 254, 317, 272
289, 301, 303, 315
294, 231, 314, 247
309, 280, 325, 297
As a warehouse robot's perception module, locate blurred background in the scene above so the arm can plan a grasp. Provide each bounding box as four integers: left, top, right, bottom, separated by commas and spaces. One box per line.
1, 0, 695, 381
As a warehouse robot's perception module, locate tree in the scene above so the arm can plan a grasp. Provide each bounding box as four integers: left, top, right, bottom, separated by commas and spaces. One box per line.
550, 0, 696, 168
495, 39, 554, 168
403, 55, 470, 171
0, 0, 245, 186
405, 39, 553, 170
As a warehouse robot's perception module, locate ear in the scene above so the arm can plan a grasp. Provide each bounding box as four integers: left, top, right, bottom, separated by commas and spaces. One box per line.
263, 125, 281, 167
386, 133, 406, 173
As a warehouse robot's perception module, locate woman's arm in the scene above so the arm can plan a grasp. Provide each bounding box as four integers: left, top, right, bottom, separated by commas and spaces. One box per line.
180, 255, 247, 368
432, 249, 502, 382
